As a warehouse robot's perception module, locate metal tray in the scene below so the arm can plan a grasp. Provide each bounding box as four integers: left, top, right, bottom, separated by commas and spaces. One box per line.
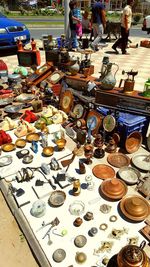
107, 153, 130, 168
118, 166, 141, 185
132, 154, 150, 171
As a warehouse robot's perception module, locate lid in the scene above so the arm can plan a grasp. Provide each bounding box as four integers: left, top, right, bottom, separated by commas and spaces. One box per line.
100, 178, 128, 200
120, 195, 150, 221
125, 131, 142, 154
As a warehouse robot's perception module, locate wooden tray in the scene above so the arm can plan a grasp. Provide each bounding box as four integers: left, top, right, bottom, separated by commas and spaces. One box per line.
107, 153, 130, 168
92, 164, 115, 180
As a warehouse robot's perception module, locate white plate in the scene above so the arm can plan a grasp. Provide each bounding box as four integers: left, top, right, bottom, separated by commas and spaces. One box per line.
0, 155, 13, 167
118, 166, 141, 185
132, 154, 150, 171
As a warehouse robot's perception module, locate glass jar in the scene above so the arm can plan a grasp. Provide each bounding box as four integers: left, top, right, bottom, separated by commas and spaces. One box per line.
85, 175, 95, 190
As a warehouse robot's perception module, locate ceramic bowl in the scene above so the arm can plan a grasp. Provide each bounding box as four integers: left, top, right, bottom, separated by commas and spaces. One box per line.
100, 178, 128, 200
42, 146, 54, 157
15, 138, 26, 148
55, 138, 66, 150
48, 190, 66, 207
125, 131, 142, 154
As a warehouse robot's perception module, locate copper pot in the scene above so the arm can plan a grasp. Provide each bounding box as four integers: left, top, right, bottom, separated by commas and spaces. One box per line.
117, 241, 150, 267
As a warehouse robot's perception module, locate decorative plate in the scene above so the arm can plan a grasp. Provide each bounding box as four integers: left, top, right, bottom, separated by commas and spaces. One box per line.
120, 195, 150, 222
69, 200, 85, 216
2, 143, 16, 152
132, 154, 150, 171
125, 131, 142, 154
107, 153, 130, 168
48, 190, 66, 207
86, 110, 102, 135
118, 166, 141, 185
103, 115, 116, 132
59, 90, 74, 114
73, 104, 84, 119
26, 133, 40, 142
92, 164, 115, 180
0, 155, 13, 167
4, 104, 23, 114
15, 93, 35, 103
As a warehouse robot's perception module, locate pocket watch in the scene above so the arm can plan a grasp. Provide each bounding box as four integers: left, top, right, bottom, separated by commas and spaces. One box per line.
103, 115, 116, 132
76, 119, 86, 128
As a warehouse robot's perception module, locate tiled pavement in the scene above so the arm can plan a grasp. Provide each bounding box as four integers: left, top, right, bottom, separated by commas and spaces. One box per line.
0, 36, 150, 92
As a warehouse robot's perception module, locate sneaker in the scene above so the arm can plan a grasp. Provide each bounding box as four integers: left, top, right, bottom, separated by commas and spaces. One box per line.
112, 45, 119, 54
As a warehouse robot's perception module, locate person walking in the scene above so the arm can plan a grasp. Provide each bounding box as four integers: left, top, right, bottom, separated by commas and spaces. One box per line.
91, 0, 106, 51
69, 0, 82, 51
112, 0, 134, 55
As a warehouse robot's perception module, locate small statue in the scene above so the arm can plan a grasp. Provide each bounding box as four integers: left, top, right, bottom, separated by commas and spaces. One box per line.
105, 137, 117, 153
93, 134, 105, 158
31, 38, 36, 51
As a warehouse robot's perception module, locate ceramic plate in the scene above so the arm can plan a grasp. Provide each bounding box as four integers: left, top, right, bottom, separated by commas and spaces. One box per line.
4, 104, 23, 113
118, 166, 141, 185
15, 93, 35, 103
48, 190, 66, 207
107, 153, 130, 168
132, 154, 150, 171
0, 155, 13, 167
92, 164, 115, 180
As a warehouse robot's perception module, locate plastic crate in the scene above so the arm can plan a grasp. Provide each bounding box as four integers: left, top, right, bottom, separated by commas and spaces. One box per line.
97, 107, 149, 146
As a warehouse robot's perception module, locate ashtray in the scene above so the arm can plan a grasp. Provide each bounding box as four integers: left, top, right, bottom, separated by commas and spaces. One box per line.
0, 155, 13, 167
26, 133, 40, 142
118, 166, 141, 185
125, 131, 142, 154
2, 143, 16, 152
69, 200, 85, 216
22, 154, 33, 164
48, 190, 66, 207
15, 139, 26, 148
42, 146, 54, 157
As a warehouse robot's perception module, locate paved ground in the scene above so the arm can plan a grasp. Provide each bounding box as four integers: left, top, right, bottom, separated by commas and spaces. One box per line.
0, 36, 150, 267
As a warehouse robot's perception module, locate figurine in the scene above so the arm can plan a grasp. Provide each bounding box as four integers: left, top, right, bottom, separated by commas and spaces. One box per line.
105, 137, 117, 153
84, 143, 94, 164
93, 134, 105, 158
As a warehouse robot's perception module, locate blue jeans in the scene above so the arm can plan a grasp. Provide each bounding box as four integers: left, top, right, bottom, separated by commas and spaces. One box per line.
70, 30, 78, 48
92, 23, 103, 47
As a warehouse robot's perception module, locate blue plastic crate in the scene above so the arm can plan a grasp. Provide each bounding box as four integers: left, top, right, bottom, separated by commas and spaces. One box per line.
97, 106, 149, 145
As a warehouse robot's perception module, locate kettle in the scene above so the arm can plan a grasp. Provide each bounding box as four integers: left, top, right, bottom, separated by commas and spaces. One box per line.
100, 62, 119, 90
117, 241, 150, 267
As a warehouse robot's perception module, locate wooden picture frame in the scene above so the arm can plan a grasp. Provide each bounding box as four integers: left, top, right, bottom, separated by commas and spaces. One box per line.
59, 90, 74, 114
46, 70, 65, 84
86, 110, 103, 135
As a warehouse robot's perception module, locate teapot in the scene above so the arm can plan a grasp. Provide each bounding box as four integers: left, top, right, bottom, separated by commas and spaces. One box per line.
100, 62, 119, 90
117, 241, 150, 267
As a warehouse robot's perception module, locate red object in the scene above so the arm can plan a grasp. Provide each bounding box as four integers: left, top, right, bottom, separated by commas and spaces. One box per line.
0, 60, 8, 71
51, 83, 62, 96
0, 90, 12, 95
0, 130, 12, 145
20, 110, 38, 123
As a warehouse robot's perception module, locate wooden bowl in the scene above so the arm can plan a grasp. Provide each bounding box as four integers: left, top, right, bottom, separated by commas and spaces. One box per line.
125, 131, 142, 154
42, 146, 54, 157
55, 138, 66, 150
100, 178, 128, 200
15, 138, 26, 148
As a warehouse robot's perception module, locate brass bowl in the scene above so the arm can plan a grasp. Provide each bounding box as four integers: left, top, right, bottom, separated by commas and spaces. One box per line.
2, 143, 16, 152
26, 133, 40, 143
125, 131, 142, 154
15, 138, 26, 148
48, 190, 66, 207
55, 138, 66, 150
100, 178, 128, 200
120, 195, 150, 222
42, 146, 54, 157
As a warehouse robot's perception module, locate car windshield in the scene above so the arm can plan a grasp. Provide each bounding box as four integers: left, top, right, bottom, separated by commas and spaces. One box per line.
0, 12, 6, 18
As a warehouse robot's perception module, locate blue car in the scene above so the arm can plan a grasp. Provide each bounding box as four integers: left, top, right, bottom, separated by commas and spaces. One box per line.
0, 12, 30, 50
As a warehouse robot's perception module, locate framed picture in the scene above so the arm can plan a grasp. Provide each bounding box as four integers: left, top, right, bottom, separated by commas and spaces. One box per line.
59, 90, 74, 114
46, 70, 65, 84
86, 110, 103, 135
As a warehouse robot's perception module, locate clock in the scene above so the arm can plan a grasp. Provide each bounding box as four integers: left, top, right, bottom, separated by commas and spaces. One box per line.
103, 115, 116, 132
86, 110, 102, 135
73, 104, 84, 119
76, 119, 86, 128
59, 90, 74, 114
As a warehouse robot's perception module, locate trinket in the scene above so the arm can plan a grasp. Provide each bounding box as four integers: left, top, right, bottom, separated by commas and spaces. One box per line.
41, 133, 48, 148
69, 200, 85, 216
85, 175, 95, 190
73, 217, 83, 227
30, 199, 46, 218
109, 215, 118, 222
84, 211, 94, 221
73, 179, 81, 196
100, 204, 112, 214
40, 163, 50, 175
31, 141, 38, 154
79, 160, 86, 174
84, 143, 94, 165
50, 157, 60, 171
94, 241, 113, 255
52, 249, 66, 263
22, 154, 33, 164
109, 227, 128, 240
74, 235, 87, 248
75, 252, 87, 264
89, 227, 98, 236
16, 167, 34, 182
99, 223, 108, 231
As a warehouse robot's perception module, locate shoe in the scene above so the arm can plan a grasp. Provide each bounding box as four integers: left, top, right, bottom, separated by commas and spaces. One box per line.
122, 51, 130, 55
112, 45, 119, 54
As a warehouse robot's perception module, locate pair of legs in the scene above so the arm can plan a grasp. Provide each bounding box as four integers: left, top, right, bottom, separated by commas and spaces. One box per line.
70, 29, 79, 49
112, 26, 129, 54
91, 23, 103, 49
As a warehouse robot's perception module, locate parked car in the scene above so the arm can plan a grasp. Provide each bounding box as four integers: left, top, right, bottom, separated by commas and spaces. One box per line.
142, 15, 150, 34
40, 6, 57, 14
0, 12, 30, 50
